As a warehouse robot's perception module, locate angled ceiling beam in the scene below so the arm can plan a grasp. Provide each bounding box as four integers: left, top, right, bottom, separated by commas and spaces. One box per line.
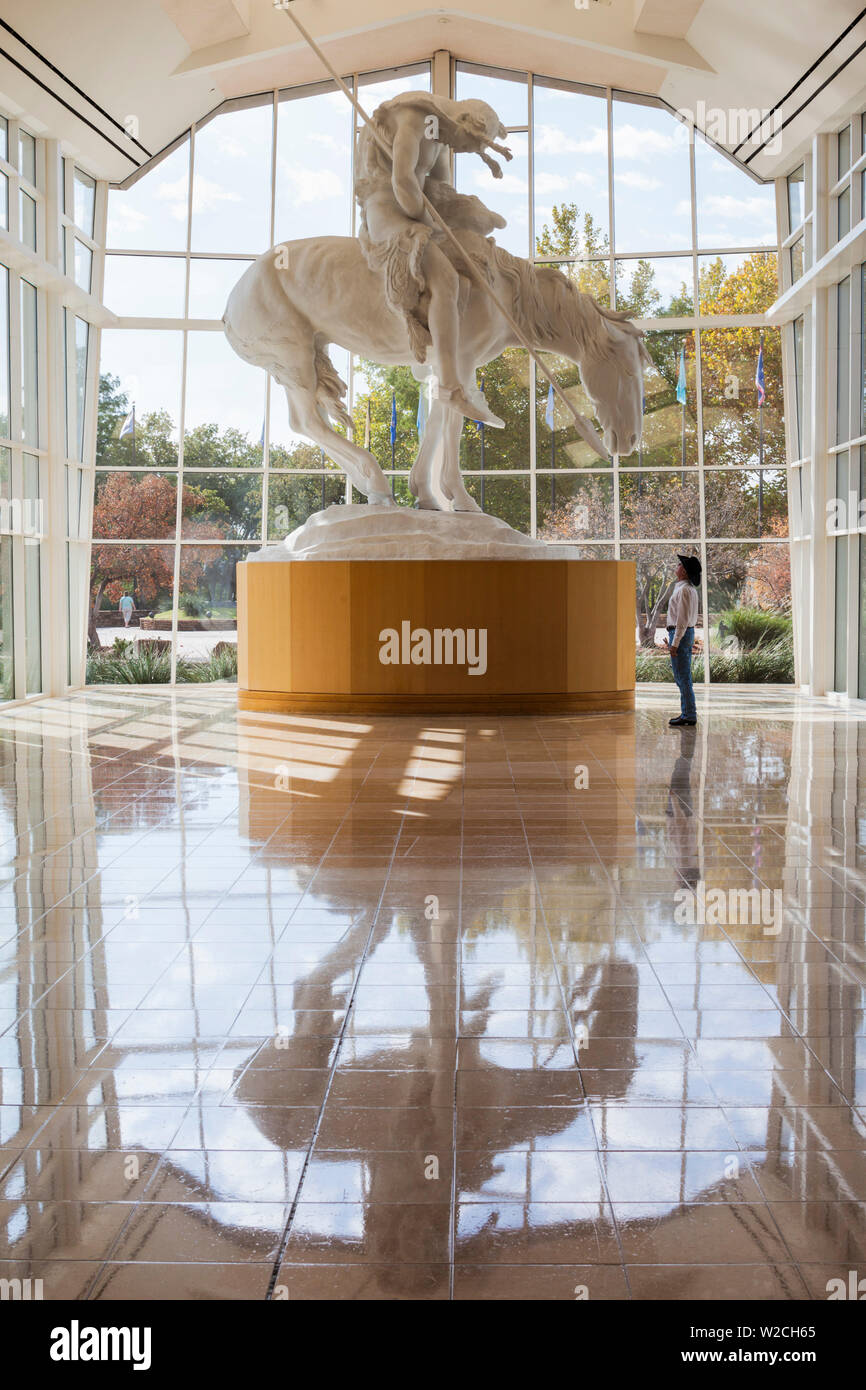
633, 0, 705, 40
161, 0, 251, 50
168, 3, 715, 79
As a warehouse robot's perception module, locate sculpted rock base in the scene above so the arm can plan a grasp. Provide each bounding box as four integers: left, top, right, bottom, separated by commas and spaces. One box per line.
249, 503, 586, 561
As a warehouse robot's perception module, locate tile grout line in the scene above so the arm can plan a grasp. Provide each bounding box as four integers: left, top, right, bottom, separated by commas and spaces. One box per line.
264, 721, 414, 1300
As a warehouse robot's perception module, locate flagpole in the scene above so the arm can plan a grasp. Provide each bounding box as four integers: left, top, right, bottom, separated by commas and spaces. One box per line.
479, 374, 486, 511
676, 346, 687, 483
757, 329, 764, 536
638, 427, 643, 496
390, 390, 396, 498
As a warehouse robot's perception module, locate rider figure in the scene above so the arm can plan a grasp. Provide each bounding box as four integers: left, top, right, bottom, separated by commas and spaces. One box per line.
355, 93, 512, 429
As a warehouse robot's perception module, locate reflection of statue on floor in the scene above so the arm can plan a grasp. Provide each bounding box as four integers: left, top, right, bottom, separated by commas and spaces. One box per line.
666, 724, 700, 889
355, 93, 512, 428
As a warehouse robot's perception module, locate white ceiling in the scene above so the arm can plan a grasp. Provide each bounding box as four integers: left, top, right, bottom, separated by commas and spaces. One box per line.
0, 0, 864, 182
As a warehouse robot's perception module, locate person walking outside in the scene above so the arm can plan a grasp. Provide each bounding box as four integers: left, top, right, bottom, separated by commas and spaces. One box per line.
666, 554, 701, 727
119, 592, 135, 628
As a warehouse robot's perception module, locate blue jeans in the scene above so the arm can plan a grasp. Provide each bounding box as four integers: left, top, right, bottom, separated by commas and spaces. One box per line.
668, 626, 696, 721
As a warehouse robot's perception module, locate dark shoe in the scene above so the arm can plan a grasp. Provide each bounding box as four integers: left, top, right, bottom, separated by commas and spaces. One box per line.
669, 716, 687, 726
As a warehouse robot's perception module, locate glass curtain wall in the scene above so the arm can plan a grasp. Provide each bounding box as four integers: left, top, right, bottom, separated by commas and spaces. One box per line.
454, 64, 786, 685
97, 58, 787, 685
0, 110, 101, 701
96, 67, 430, 682
781, 107, 866, 696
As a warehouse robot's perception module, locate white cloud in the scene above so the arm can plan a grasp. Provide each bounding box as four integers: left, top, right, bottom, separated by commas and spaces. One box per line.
614, 123, 683, 162
534, 173, 570, 195
616, 171, 662, 191
307, 131, 347, 154
149, 174, 196, 222
215, 132, 248, 160
702, 194, 775, 224
475, 171, 527, 195
281, 166, 344, 203
535, 123, 607, 157
107, 205, 147, 232
188, 175, 241, 217
540, 171, 594, 194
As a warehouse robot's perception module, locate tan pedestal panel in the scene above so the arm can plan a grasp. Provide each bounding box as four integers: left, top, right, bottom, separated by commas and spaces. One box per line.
237, 558, 635, 715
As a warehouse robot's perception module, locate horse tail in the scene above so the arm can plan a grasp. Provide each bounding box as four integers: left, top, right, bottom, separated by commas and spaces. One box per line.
314, 347, 352, 430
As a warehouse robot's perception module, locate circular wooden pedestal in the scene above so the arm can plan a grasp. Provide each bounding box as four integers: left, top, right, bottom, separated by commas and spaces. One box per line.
236, 558, 635, 716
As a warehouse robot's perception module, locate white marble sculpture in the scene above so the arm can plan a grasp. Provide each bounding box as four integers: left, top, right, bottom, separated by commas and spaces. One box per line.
224, 91, 649, 514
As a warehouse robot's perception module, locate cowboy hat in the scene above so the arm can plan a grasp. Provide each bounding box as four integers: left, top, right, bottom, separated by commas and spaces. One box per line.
677, 554, 702, 586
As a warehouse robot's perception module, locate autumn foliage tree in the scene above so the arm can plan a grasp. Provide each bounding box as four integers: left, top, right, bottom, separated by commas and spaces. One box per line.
89, 471, 227, 648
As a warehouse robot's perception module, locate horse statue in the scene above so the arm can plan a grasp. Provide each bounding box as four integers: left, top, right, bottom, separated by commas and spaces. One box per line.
223, 93, 648, 513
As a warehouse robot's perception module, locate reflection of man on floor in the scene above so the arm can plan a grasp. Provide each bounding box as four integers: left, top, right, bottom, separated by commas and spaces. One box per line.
666, 724, 700, 890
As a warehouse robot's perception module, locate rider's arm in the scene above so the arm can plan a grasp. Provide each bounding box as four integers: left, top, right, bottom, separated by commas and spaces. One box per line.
428, 146, 451, 182
391, 124, 426, 220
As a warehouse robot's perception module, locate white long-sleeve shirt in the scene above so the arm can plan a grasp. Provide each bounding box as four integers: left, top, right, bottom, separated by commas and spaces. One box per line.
666, 579, 699, 646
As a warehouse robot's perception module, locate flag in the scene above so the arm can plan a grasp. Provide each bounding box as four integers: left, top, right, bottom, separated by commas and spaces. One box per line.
755, 344, 766, 406
675, 347, 687, 406
259, 419, 265, 448
545, 382, 555, 430
389, 392, 397, 449
416, 380, 428, 439
363, 398, 371, 451
119, 406, 135, 440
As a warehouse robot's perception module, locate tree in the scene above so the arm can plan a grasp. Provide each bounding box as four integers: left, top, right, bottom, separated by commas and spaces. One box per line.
699, 254, 782, 470
89, 472, 227, 649
743, 517, 792, 612
541, 472, 752, 646
97, 373, 179, 469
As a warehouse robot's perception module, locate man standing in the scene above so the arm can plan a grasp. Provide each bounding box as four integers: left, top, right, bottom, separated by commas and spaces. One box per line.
666, 554, 701, 727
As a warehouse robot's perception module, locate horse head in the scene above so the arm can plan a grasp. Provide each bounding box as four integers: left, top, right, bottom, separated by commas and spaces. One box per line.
533, 267, 650, 459
577, 303, 651, 459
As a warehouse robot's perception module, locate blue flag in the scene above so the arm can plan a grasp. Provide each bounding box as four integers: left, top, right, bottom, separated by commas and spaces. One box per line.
416, 382, 428, 439
755, 344, 766, 406
389, 392, 397, 448
259, 418, 265, 448
119, 406, 135, 440
676, 347, 687, 406
545, 382, 555, 430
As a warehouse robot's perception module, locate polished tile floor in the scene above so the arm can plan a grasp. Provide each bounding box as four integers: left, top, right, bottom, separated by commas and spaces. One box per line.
0, 684, 864, 1300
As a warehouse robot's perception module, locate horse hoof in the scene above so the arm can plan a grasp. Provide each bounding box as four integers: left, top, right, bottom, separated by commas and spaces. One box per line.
368, 493, 396, 507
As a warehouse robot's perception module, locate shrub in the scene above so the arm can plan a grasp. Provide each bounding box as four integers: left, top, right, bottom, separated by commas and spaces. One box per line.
177, 644, 238, 682
635, 637, 794, 685
635, 651, 676, 682
719, 607, 792, 648
87, 641, 238, 685
87, 643, 173, 683
179, 591, 209, 618
707, 638, 794, 684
